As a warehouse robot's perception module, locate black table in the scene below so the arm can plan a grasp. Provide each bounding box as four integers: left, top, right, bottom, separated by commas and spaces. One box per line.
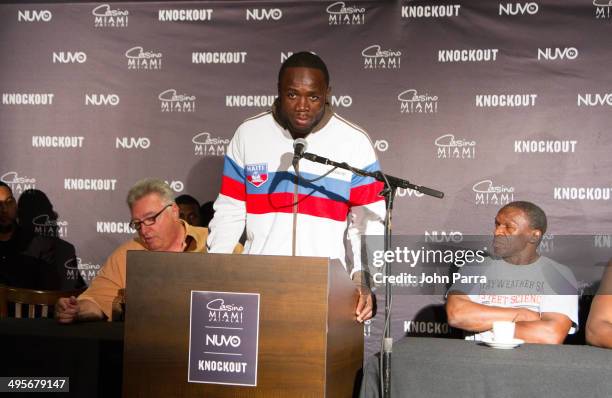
0, 318, 123, 397
361, 337, 612, 398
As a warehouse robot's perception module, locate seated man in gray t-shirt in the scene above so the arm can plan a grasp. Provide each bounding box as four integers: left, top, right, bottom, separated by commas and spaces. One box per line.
446, 201, 578, 344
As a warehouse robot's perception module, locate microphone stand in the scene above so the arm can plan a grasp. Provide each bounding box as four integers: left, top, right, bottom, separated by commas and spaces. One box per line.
302, 152, 443, 398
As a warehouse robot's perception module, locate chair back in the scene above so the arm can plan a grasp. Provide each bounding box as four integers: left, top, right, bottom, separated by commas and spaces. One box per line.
1, 286, 85, 319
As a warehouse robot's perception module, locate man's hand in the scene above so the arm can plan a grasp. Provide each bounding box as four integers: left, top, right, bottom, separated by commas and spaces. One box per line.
55, 296, 80, 324
514, 307, 541, 322
356, 288, 373, 323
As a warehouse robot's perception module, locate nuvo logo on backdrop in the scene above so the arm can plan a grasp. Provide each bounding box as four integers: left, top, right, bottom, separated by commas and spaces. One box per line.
401, 4, 460, 18
125, 46, 163, 70
17, 9, 52, 22
398, 89, 438, 114
537, 47, 579, 61
92, 4, 129, 27
499, 2, 539, 16
0, 172, 36, 195
85, 94, 120, 106
434, 134, 476, 159
326, 1, 366, 25
577, 92, 612, 106
594, 0, 612, 19
52, 51, 87, 64
116, 137, 151, 150
246, 8, 283, 21
472, 179, 515, 206
159, 89, 196, 112
374, 139, 389, 152
331, 95, 352, 108
193, 132, 230, 156
362, 45, 401, 69
165, 180, 184, 193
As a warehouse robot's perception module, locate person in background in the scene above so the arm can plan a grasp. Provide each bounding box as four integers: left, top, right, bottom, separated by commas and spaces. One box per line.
55, 178, 208, 323
446, 201, 578, 344
0, 183, 83, 290
175, 194, 202, 227
586, 260, 612, 348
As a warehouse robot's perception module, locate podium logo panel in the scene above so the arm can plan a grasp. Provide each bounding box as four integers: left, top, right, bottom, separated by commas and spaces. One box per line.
188, 291, 260, 386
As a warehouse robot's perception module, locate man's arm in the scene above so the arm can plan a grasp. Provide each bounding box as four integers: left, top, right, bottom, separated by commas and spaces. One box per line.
352, 271, 373, 323
55, 296, 106, 323
586, 295, 612, 348
207, 135, 247, 253
586, 261, 612, 348
446, 293, 540, 331
446, 293, 572, 344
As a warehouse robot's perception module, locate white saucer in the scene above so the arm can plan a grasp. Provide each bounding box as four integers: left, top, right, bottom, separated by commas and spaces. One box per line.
480, 337, 524, 349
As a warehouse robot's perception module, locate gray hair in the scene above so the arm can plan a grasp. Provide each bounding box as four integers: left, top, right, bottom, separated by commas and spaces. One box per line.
126, 178, 174, 209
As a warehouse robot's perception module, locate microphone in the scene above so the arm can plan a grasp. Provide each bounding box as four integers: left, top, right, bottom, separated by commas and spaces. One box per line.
292, 138, 308, 168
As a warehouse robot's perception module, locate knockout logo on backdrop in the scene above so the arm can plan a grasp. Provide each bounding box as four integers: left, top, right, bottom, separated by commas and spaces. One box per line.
473, 179, 515, 206
362, 45, 401, 69
193, 132, 230, 157
398, 89, 438, 114
92, 4, 129, 27
435, 134, 476, 159
125, 46, 163, 70
327, 1, 366, 25
401, 4, 461, 18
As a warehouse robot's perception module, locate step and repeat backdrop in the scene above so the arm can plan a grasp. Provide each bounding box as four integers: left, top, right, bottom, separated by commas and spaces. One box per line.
1, 0, 611, 354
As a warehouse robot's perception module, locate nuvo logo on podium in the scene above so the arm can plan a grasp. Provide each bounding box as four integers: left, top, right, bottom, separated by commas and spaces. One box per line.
188, 291, 260, 386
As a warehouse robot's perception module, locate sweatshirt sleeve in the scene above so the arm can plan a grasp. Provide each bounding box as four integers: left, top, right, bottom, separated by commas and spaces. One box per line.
207, 126, 247, 253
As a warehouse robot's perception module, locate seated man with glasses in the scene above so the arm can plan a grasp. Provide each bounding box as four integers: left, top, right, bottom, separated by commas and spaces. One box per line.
55, 178, 209, 323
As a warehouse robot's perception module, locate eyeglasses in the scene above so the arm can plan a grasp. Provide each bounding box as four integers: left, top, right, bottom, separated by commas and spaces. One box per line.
0, 197, 16, 209
129, 203, 172, 231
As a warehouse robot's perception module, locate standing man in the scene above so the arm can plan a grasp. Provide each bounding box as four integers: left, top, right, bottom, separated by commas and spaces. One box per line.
446, 201, 578, 344
207, 52, 385, 322
55, 178, 208, 323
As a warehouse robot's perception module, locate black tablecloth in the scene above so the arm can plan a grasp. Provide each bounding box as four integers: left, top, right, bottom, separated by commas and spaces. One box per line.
0, 318, 123, 397
361, 337, 612, 398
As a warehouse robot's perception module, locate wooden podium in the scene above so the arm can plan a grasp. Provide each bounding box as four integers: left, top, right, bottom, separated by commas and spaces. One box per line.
122, 252, 364, 397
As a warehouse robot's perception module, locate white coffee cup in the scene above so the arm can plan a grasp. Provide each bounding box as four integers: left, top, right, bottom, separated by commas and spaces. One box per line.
492, 321, 515, 342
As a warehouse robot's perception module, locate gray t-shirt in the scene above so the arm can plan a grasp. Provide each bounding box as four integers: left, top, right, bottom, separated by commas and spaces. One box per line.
448, 256, 579, 340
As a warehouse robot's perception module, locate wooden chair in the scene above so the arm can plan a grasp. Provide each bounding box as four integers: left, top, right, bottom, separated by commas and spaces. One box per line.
0, 285, 85, 319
